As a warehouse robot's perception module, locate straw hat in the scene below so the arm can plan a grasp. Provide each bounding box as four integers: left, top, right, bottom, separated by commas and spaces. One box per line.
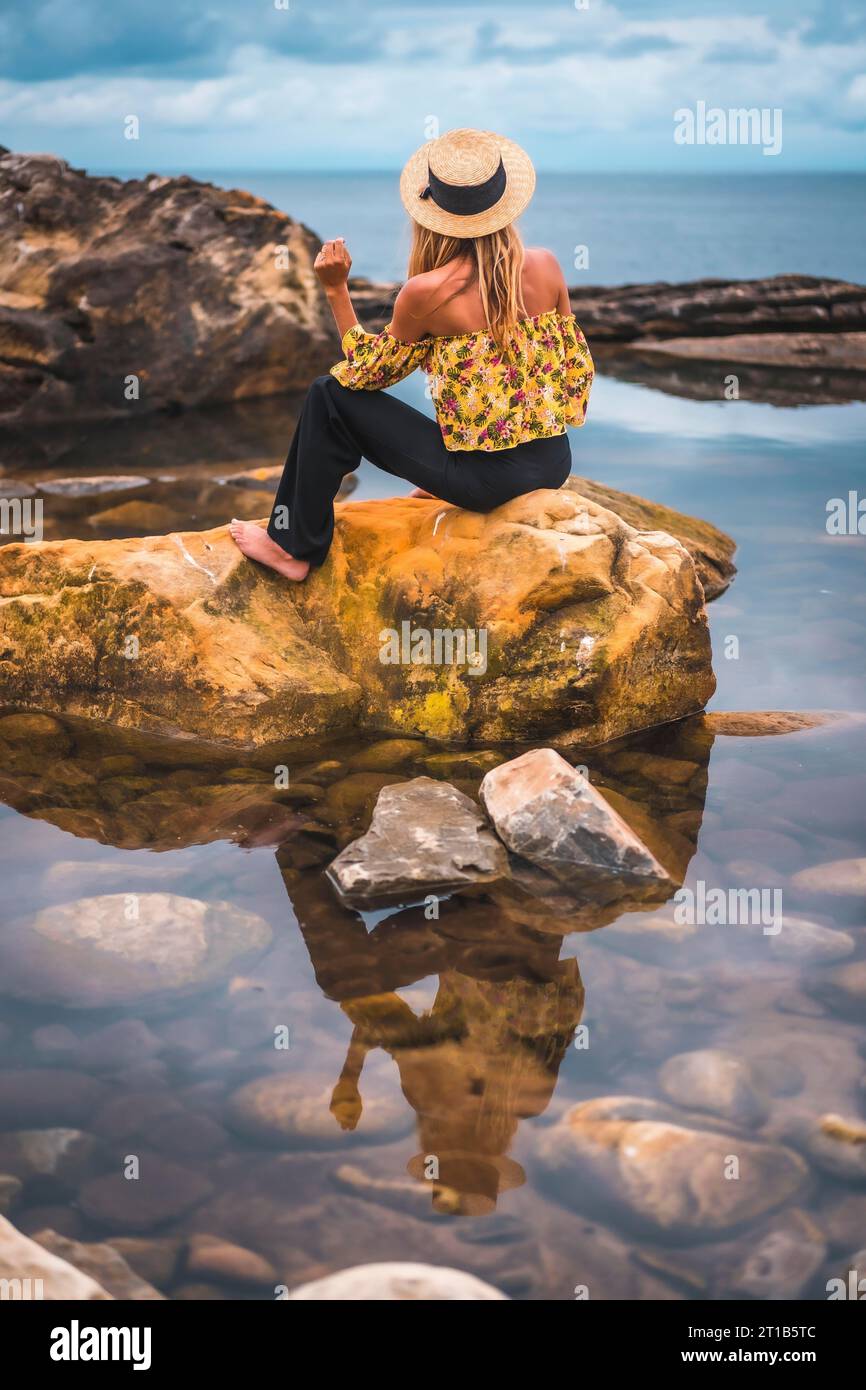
400, 128, 535, 238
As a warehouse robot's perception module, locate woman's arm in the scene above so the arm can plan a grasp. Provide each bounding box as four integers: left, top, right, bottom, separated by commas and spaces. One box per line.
315, 239, 359, 339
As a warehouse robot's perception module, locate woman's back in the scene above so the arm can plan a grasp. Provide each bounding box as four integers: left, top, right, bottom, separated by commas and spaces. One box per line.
398, 246, 570, 341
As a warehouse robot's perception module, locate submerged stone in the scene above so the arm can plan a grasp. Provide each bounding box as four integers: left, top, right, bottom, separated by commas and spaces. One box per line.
226, 1075, 411, 1149
659, 1049, 770, 1128
534, 1095, 807, 1237
286, 1262, 508, 1301
0, 893, 272, 1009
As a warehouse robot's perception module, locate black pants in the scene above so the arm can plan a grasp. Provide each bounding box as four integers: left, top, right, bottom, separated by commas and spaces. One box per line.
267, 374, 573, 567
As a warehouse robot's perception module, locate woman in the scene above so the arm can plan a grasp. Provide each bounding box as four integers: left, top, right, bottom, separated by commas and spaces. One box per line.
230, 128, 594, 582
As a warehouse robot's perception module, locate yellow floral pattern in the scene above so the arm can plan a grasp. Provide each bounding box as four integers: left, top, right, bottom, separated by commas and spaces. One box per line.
331, 310, 593, 452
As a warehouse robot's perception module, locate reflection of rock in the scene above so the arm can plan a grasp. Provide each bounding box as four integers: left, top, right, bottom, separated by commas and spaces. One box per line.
534, 1096, 808, 1238
595, 341, 866, 407
286, 1261, 508, 1300
0, 151, 338, 426
480, 747, 670, 891
38, 475, 149, 498
0, 484, 718, 749
0, 894, 271, 1009
328, 777, 508, 903
0, 1213, 112, 1299
659, 1050, 769, 1128
706, 710, 847, 737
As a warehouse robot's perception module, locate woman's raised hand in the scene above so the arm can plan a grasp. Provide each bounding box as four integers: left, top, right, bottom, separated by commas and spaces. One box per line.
314, 238, 352, 289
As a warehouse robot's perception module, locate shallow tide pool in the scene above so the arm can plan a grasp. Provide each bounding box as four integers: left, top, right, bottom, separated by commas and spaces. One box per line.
1, 371, 864, 1300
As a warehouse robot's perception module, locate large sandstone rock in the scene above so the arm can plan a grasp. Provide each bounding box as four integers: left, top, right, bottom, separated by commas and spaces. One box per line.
328, 777, 508, 903
0, 150, 338, 425
563, 477, 735, 599
0, 485, 720, 750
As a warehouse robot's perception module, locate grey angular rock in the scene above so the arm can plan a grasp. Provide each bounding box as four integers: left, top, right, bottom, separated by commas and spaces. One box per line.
480, 747, 670, 889
286, 1261, 508, 1300
328, 777, 508, 903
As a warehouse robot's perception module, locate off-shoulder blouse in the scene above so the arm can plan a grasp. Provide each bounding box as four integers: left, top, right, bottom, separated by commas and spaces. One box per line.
330, 309, 594, 452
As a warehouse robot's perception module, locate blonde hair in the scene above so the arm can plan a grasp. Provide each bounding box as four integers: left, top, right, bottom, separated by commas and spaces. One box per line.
407, 220, 527, 349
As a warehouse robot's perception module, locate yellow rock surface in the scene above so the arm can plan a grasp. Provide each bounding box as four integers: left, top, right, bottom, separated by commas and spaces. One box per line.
0, 486, 719, 750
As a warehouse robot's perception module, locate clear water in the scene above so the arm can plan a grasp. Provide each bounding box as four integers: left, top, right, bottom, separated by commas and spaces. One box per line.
2, 368, 864, 1299
1, 170, 865, 1299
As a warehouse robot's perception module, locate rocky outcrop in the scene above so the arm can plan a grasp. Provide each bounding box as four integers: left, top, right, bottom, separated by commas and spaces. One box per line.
567, 275, 866, 343
356, 274, 866, 343
0, 151, 338, 425
0, 484, 723, 750
357, 273, 866, 402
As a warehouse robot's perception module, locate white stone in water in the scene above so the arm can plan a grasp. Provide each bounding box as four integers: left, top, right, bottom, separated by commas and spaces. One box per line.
480, 747, 670, 887
0, 893, 272, 1008
327, 777, 509, 903
37, 475, 150, 497
534, 1095, 808, 1237
286, 1261, 508, 1300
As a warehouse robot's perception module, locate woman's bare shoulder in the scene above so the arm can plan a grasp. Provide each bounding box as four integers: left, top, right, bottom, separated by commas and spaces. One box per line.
523, 246, 570, 312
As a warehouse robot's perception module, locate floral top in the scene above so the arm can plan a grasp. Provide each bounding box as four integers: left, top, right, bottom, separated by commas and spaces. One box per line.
330, 310, 594, 452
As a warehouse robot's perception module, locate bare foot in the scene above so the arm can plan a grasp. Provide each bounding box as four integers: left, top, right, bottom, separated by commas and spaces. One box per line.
409, 487, 438, 499
228, 520, 310, 581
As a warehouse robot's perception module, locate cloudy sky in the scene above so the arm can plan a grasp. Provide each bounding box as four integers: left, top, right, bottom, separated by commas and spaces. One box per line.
0, 0, 864, 172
